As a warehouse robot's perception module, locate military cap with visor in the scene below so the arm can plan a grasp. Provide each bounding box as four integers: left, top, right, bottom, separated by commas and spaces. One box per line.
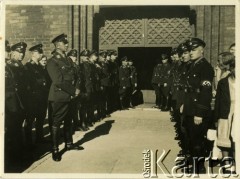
11, 42, 27, 53
187, 37, 206, 50
121, 56, 128, 62
89, 50, 98, 57
110, 50, 118, 56
177, 42, 190, 56
79, 49, 90, 57
51, 33, 68, 44
171, 48, 178, 55
29, 44, 43, 54
67, 49, 78, 57
98, 51, 106, 58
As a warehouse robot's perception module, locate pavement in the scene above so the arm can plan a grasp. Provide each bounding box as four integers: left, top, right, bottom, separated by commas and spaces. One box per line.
4, 103, 182, 178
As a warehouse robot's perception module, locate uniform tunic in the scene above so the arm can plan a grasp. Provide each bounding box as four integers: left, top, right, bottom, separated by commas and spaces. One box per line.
183, 57, 214, 157
47, 51, 76, 130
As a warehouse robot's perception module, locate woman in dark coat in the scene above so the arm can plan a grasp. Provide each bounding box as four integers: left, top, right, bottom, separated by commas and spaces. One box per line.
214, 53, 236, 174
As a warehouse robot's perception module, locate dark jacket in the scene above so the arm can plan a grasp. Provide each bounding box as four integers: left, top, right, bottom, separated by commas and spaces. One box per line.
214, 76, 231, 122
100, 61, 111, 87
183, 58, 214, 117
129, 65, 137, 87
83, 61, 97, 94
159, 63, 172, 85
47, 51, 76, 102
151, 64, 161, 84
119, 66, 131, 88
5, 59, 29, 112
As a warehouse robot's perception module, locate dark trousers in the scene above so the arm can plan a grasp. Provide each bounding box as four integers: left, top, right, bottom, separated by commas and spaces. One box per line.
96, 89, 107, 119
111, 85, 120, 111
85, 93, 95, 124
152, 84, 161, 106
25, 99, 48, 144
5, 111, 25, 162
185, 115, 209, 158
119, 87, 132, 109
105, 86, 113, 114
51, 102, 72, 150
78, 96, 88, 127
159, 85, 171, 109
68, 98, 80, 129
48, 101, 53, 134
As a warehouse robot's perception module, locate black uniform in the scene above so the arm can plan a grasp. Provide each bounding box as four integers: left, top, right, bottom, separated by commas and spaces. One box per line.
119, 65, 131, 109
183, 57, 214, 161
170, 61, 182, 111
151, 63, 162, 107
83, 60, 97, 126
24, 60, 50, 146
159, 62, 172, 111
78, 62, 89, 131
95, 62, 106, 120
129, 65, 138, 106
66, 57, 82, 131
109, 60, 120, 111
5, 59, 28, 161
103, 61, 112, 114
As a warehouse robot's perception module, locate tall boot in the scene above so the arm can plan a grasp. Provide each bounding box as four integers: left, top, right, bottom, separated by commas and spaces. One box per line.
162, 96, 170, 111
24, 123, 35, 150
79, 106, 89, 131
64, 128, 80, 151
52, 126, 61, 161
120, 97, 124, 110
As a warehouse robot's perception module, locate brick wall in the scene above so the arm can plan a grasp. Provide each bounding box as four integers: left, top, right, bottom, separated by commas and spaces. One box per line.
193, 5, 235, 66
6, 5, 235, 66
6, 5, 73, 64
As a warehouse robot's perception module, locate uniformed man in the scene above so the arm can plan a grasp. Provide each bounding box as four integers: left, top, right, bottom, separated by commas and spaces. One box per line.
39, 55, 52, 136
78, 49, 90, 131
97, 51, 108, 119
151, 59, 162, 108
47, 34, 81, 161
99, 51, 112, 116
84, 50, 98, 126
24, 44, 51, 148
128, 59, 138, 107
159, 54, 172, 111
183, 38, 214, 173
5, 41, 28, 162
67, 49, 82, 131
109, 50, 120, 111
119, 56, 131, 109
170, 47, 181, 116
174, 42, 192, 158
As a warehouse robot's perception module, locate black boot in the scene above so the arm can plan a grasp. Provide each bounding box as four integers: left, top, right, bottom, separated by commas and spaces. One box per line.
64, 129, 80, 151
162, 96, 170, 111
52, 126, 61, 162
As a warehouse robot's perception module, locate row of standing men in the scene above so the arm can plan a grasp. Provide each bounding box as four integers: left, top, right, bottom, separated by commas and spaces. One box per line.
151, 38, 236, 174
4, 33, 138, 164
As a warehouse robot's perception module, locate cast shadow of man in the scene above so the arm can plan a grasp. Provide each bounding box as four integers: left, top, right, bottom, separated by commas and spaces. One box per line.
59, 120, 115, 156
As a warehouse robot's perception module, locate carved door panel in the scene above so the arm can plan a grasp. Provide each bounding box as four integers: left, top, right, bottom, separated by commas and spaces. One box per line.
99, 18, 192, 50
99, 19, 144, 50
145, 18, 192, 47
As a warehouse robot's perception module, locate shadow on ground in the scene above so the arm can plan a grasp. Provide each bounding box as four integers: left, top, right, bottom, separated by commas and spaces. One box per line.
4, 119, 115, 173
